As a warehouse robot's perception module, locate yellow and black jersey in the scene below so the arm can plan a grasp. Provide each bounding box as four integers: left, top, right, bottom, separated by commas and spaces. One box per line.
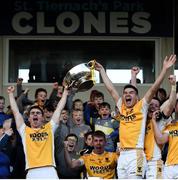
18, 120, 57, 170
164, 122, 178, 166
79, 151, 118, 179
116, 98, 149, 149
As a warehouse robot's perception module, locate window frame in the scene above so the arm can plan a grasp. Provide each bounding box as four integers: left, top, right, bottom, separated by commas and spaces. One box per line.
3, 36, 161, 86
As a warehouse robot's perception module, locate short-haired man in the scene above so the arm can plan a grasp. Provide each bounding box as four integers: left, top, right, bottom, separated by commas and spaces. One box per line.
94, 55, 176, 178
64, 130, 118, 179
7, 85, 68, 179
57, 133, 81, 179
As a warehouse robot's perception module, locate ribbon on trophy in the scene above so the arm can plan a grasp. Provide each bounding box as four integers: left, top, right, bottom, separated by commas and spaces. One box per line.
89, 59, 96, 85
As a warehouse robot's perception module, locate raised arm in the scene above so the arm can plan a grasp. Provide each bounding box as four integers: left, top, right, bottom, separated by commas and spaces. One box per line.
151, 111, 169, 145
51, 87, 68, 124
161, 75, 177, 116
95, 61, 120, 104
48, 82, 59, 105
16, 88, 31, 114
144, 55, 176, 104
130, 66, 140, 87
64, 141, 82, 168
16, 78, 23, 97
7, 86, 24, 129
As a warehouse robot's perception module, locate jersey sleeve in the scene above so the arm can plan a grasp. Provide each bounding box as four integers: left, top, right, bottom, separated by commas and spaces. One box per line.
18, 123, 26, 137
142, 97, 150, 110
50, 119, 59, 133
116, 98, 122, 112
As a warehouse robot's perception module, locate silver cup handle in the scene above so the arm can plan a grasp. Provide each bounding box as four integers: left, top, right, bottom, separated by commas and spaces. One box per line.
87, 59, 96, 69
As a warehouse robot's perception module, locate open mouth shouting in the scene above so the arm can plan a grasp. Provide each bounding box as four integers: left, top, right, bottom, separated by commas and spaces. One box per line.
75, 118, 82, 125
33, 117, 38, 121
67, 143, 75, 151
101, 114, 109, 119
125, 96, 132, 106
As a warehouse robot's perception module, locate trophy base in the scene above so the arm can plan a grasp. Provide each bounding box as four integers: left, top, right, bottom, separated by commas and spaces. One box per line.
77, 80, 94, 92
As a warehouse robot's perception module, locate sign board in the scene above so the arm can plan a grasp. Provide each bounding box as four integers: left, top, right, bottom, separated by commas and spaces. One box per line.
0, 0, 173, 36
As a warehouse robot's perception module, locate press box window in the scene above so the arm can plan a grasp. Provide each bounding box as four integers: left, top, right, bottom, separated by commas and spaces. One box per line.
8, 39, 155, 83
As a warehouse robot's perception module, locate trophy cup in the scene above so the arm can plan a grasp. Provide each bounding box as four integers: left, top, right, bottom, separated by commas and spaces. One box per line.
63, 60, 96, 92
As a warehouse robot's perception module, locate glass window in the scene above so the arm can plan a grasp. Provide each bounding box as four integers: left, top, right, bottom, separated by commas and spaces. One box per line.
107, 69, 143, 83
174, 70, 178, 78
8, 39, 155, 83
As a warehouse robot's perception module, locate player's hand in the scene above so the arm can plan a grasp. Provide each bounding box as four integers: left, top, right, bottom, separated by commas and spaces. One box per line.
7, 86, 15, 94
5, 128, 13, 136
168, 75, 176, 85
131, 66, 140, 76
94, 61, 104, 72
53, 82, 59, 90
17, 78, 23, 85
64, 140, 68, 149
163, 54, 176, 70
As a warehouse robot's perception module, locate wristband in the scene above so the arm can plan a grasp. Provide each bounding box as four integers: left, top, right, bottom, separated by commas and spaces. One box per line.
172, 85, 176, 91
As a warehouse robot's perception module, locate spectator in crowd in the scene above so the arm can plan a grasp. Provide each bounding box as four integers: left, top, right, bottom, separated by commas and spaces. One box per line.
0, 96, 12, 126
47, 82, 64, 108
72, 99, 84, 111
2, 101, 26, 178
55, 108, 70, 174
80, 131, 94, 156
17, 78, 48, 109
0, 116, 23, 179
33, 88, 48, 108
56, 133, 81, 179
69, 98, 84, 127
16, 78, 33, 114
155, 88, 167, 105
95, 102, 119, 152
84, 90, 104, 130
79, 131, 94, 179
7, 85, 68, 179
83, 90, 99, 108
0, 123, 13, 178
70, 109, 91, 153
43, 105, 55, 123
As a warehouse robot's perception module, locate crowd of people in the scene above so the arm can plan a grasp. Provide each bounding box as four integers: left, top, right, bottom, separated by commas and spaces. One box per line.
0, 55, 178, 179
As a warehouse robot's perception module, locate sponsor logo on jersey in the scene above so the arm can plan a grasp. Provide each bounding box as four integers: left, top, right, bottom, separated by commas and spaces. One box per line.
29, 132, 48, 141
